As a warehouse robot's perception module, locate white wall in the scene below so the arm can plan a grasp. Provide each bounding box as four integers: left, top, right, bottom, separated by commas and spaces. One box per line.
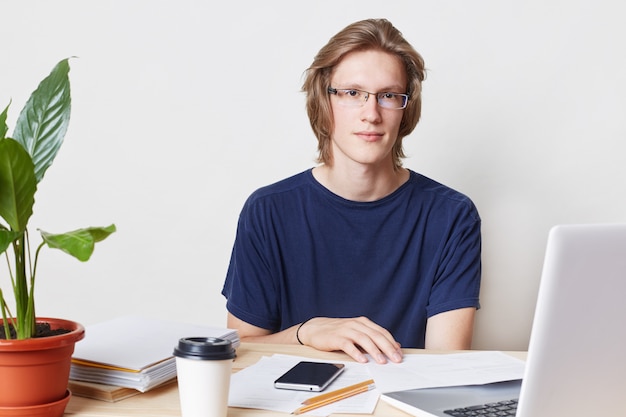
1, 0, 625, 351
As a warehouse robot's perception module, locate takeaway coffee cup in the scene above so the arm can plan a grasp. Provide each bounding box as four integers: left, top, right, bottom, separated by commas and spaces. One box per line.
173, 337, 236, 417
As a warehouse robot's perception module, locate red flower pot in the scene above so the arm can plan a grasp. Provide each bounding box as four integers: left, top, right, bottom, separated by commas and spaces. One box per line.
0, 317, 84, 414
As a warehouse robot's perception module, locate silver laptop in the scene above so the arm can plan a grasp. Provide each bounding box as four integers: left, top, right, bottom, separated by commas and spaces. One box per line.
382, 223, 626, 417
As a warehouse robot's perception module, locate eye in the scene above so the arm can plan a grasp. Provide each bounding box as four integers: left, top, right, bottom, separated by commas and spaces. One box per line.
380, 92, 397, 100
340, 89, 361, 98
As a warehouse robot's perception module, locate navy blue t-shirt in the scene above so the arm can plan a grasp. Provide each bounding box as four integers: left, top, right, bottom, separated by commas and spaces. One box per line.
222, 169, 481, 348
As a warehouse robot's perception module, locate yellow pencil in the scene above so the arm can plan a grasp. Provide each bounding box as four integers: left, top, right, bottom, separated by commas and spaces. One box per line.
292, 379, 376, 415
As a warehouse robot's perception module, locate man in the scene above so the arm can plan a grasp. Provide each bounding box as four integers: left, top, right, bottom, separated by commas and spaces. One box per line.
222, 18, 481, 364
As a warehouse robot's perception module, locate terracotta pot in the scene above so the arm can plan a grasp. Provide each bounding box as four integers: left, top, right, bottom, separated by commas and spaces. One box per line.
0, 317, 85, 413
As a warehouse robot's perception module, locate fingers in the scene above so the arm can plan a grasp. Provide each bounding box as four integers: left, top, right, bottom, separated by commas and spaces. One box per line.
347, 317, 403, 364
298, 317, 403, 364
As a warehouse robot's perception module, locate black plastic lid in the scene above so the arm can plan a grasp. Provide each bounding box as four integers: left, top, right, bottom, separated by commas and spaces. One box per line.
173, 337, 236, 360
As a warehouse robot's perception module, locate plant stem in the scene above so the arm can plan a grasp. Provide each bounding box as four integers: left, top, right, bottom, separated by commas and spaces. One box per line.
0, 289, 12, 338
13, 235, 34, 338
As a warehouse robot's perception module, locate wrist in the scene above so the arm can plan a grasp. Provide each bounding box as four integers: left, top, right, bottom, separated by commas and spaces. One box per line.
296, 318, 314, 345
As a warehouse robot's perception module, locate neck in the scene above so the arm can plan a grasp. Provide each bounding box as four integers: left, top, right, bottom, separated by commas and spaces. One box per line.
313, 164, 409, 202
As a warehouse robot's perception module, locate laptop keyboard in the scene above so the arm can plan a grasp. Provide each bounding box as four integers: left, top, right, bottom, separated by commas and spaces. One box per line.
444, 399, 518, 416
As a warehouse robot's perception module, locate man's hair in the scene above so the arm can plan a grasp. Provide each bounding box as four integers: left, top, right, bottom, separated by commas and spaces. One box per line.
302, 18, 426, 169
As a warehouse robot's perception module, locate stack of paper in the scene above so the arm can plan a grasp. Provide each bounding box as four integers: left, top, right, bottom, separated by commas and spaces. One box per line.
70, 315, 239, 393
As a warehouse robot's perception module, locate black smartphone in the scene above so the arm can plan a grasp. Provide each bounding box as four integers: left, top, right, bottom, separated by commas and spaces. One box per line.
273, 361, 345, 391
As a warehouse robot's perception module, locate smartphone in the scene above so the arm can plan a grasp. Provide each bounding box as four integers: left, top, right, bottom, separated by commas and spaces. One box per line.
274, 361, 345, 392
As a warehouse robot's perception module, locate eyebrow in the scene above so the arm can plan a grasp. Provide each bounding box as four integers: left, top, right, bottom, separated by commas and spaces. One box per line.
332, 84, 406, 93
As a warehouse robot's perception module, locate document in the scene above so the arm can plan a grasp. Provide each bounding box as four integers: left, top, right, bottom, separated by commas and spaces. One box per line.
229, 354, 379, 416
367, 351, 525, 393
72, 315, 239, 371
228, 351, 525, 416
70, 315, 240, 392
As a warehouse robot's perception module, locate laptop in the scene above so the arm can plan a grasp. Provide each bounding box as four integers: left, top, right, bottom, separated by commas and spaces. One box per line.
381, 223, 626, 417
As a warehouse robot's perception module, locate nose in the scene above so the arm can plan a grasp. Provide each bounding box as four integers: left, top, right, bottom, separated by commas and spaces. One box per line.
360, 94, 382, 123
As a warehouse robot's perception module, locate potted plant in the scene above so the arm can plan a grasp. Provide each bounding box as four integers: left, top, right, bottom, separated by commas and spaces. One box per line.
0, 58, 115, 416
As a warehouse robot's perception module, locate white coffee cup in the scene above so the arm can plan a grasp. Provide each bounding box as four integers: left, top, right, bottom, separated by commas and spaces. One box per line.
173, 337, 236, 417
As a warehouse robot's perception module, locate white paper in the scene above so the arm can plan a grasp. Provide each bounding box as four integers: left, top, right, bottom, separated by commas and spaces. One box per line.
228, 351, 525, 416
70, 357, 176, 392
367, 351, 526, 393
72, 315, 240, 370
229, 354, 379, 416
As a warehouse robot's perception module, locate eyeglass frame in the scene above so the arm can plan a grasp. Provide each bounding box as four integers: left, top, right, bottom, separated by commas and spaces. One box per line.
327, 87, 410, 110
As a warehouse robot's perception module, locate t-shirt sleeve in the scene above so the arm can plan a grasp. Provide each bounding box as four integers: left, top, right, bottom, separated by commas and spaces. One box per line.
425, 201, 482, 318
221, 196, 281, 331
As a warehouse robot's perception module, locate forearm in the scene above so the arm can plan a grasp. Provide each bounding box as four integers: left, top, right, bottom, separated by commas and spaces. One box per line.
227, 312, 301, 345
238, 324, 301, 345
227, 313, 402, 364
424, 307, 476, 350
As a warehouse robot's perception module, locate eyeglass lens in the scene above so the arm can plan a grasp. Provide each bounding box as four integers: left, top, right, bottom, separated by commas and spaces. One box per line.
329, 88, 408, 109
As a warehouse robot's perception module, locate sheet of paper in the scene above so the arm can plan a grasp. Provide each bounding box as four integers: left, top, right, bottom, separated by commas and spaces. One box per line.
367, 351, 526, 393
229, 351, 525, 415
229, 354, 378, 416
72, 315, 239, 370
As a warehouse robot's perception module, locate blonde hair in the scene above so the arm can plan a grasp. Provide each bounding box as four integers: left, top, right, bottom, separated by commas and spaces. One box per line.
302, 18, 426, 168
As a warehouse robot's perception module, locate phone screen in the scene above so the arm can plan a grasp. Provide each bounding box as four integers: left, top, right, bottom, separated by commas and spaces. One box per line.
274, 361, 345, 391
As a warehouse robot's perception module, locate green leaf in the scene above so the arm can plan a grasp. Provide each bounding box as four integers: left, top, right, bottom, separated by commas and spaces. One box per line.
0, 226, 21, 255
13, 58, 72, 183
0, 103, 8, 139
40, 224, 116, 262
0, 138, 37, 231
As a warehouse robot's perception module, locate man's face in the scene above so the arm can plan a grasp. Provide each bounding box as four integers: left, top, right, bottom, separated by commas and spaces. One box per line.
328, 50, 407, 169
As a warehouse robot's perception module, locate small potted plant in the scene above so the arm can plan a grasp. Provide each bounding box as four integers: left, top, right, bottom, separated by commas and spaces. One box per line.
0, 58, 115, 416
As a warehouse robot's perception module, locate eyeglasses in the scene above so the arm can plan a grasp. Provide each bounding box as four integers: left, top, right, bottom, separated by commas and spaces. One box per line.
327, 87, 409, 110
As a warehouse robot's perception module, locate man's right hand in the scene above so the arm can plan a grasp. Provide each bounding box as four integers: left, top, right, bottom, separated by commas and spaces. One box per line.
295, 316, 403, 364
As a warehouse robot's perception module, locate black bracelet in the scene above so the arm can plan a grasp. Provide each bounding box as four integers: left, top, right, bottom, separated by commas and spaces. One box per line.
296, 318, 313, 345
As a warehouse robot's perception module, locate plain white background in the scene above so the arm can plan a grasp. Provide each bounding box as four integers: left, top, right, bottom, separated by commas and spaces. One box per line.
1, 0, 625, 351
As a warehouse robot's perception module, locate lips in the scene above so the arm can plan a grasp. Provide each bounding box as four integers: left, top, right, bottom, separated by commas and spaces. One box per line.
355, 131, 383, 142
